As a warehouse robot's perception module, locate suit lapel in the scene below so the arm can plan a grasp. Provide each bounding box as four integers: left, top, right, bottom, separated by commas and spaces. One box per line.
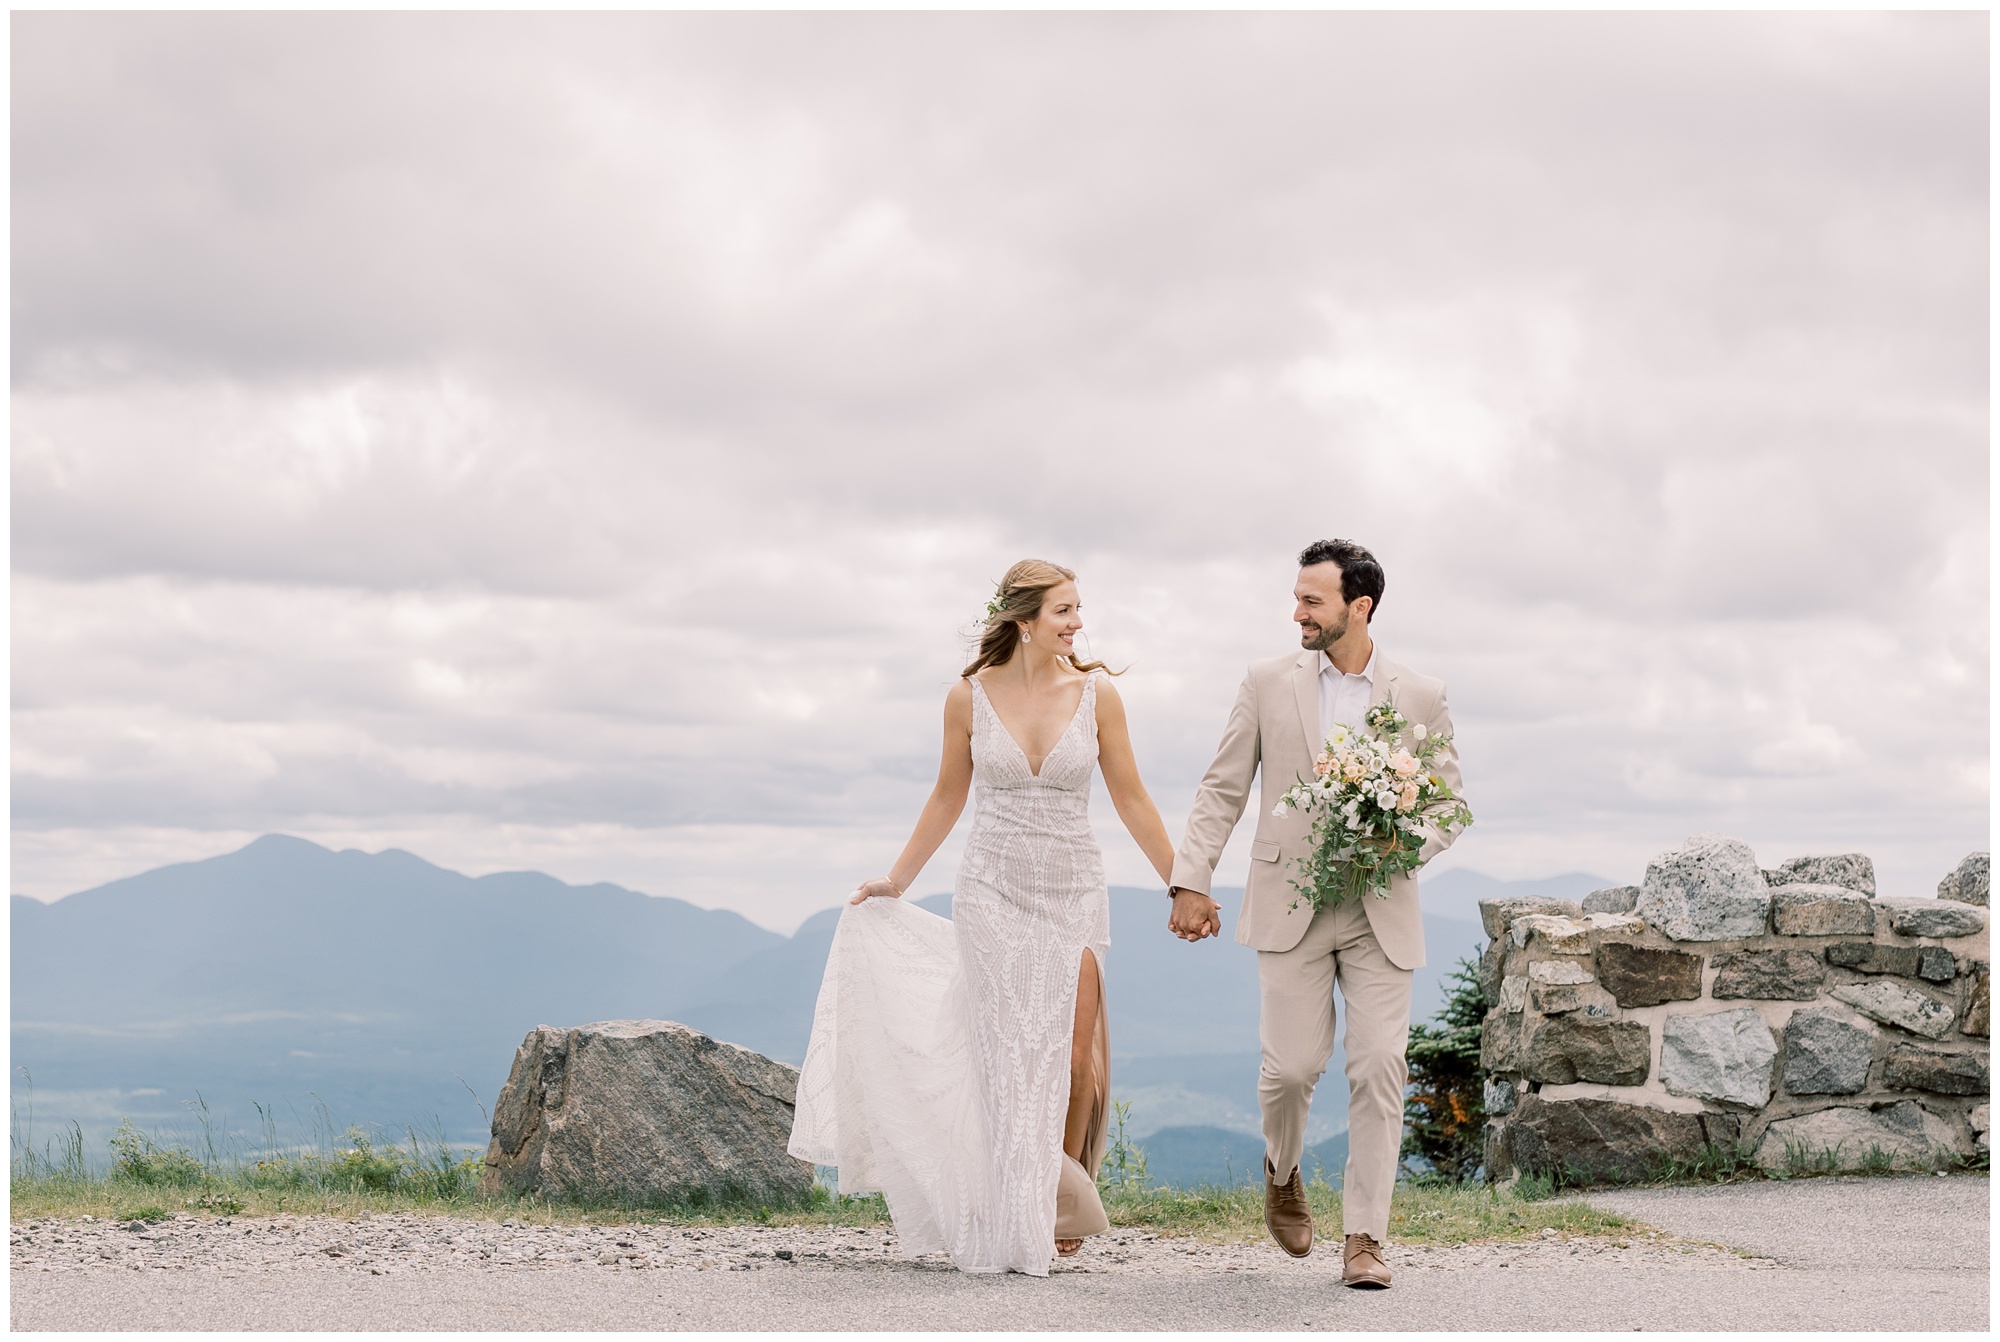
1292, 652, 1320, 753
1371, 655, 1404, 749
1371, 657, 1399, 712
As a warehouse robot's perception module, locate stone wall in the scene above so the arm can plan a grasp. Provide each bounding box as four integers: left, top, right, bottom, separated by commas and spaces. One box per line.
1480, 838, 1989, 1185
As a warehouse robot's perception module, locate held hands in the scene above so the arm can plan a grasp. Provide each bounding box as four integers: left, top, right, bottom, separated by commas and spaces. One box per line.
1167, 887, 1222, 942
851, 876, 904, 904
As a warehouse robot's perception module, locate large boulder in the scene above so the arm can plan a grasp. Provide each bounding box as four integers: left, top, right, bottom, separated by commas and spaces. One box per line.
1522, 1014, 1652, 1086
1503, 1095, 1730, 1186
1637, 835, 1772, 941
1754, 1101, 1966, 1173
1780, 1007, 1875, 1096
1710, 949, 1825, 1001
1660, 1008, 1778, 1108
1595, 942, 1702, 1008
1829, 981, 1957, 1041
1769, 884, 1876, 937
1938, 853, 1990, 906
1882, 900, 1988, 940
483, 1020, 814, 1207
1766, 854, 1875, 897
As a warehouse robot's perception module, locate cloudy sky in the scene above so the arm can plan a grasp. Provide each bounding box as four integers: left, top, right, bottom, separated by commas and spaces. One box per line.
12, 12, 1988, 930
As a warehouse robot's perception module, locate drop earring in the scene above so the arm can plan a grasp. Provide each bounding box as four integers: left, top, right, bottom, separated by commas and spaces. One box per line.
1022, 632, 1031, 643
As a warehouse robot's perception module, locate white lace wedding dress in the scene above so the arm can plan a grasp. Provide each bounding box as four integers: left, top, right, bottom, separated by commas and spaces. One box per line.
789, 672, 1112, 1276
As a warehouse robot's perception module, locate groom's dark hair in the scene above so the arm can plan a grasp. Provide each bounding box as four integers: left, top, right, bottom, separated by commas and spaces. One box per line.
1298, 539, 1384, 622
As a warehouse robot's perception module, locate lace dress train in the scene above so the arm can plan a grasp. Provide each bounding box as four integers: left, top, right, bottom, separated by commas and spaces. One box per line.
789, 673, 1111, 1276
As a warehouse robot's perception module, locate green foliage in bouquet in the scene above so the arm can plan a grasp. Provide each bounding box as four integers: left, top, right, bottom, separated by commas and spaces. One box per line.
1274, 700, 1472, 912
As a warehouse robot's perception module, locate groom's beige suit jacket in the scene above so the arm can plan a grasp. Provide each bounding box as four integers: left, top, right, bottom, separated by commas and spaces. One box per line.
1168, 649, 1463, 970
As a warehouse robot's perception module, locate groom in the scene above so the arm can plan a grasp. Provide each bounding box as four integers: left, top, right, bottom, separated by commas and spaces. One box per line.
1166, 539, 1463, 1290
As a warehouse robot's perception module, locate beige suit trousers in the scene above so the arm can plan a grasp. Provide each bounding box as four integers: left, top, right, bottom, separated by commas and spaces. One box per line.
1257, 894, 1411, 1242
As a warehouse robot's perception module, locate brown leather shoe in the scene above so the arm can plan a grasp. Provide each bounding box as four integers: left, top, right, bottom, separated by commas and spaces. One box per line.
1262, 1158, 1314, 1258
1342, 1232, 1392, 1289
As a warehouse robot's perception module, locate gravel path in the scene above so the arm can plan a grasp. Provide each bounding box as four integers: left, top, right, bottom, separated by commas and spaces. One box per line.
11, 1176, 1988, 1331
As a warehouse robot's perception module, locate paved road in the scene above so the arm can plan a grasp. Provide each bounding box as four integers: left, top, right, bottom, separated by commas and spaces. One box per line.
12, 1175, 1987, 1331
1582, 1172, 1988, 1272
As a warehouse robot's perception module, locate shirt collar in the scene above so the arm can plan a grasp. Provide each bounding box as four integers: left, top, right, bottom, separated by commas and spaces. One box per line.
1321, 644, 1377, 683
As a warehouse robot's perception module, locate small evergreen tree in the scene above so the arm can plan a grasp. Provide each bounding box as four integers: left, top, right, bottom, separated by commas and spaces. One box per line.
1401, 954, 1487, 1182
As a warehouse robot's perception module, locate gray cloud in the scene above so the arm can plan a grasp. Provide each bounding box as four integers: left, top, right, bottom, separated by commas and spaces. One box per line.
11, 12, 1987, 927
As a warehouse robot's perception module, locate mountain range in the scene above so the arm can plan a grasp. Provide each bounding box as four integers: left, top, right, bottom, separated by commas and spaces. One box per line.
11, 835, 1610, 1187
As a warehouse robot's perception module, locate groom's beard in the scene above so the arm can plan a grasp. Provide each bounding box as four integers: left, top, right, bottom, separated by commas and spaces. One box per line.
1300, 610, 1349, 652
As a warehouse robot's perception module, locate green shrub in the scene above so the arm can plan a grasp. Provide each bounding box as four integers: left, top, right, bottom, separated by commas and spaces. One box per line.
108, 1123, 205, 1187
1402, 956, 1487, 1183
1097, 1100, 1151, 1191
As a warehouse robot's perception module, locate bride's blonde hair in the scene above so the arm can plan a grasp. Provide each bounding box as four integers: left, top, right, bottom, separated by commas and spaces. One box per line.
961, 559, 1117, 678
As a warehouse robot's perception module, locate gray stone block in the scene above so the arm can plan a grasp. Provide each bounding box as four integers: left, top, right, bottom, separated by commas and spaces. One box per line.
1781, 1007, 1874, 1095
1660, 1008, 1778, 1108
1637, 834, 1772, 941
1959, 961, 1988, 1038
1938, 852, 1990, 906
1828, 980, 1956, 1040
1754, 1101, 1967, 1173
1532, 979, 1620, 1016
1510, 914, 1593, 954
1478, 936, 1508, 1008
1523, 1014, 1652, 1086
1483, 1075, 1519, 1117
1581, 885, 1639, 915
1769, 884, 1877, 937
1482, 1118, 1513, 1181
1481, 1008, 1523, 1072
1767, 854, 1876, 896
1499, 975, 1527, 1014
1972, 1104, 1991, 1154
1882, 1043, 1990, 1096
1711, 948, 1826, 1001
1918, 946, 1958, 983
1825, 942, 1922, 976
483, 1020, 813, 1206
1478, 896, 1584, 941
1883, 899, 1988, 939
1595, 942, 1703, 1008
1501, 1095, 1706, 1185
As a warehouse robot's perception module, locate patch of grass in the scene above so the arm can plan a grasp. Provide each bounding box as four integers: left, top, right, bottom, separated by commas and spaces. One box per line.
119, 1204, 171, 1223
1644, 1140, 1762, 1187
9, 1174, 893, 1229
1098, 1171, 1634, 1246
14, 1170, 1635, 1244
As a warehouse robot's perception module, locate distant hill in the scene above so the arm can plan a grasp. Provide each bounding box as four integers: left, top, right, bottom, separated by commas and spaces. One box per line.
1134, 1125, 1350, 1190
10, 836, 1608, 1184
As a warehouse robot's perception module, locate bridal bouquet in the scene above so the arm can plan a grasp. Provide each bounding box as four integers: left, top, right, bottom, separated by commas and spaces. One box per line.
1271, 701, 1473, 912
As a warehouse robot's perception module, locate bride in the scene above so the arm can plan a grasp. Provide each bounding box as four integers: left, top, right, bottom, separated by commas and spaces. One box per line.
789, 559, 1177, 1275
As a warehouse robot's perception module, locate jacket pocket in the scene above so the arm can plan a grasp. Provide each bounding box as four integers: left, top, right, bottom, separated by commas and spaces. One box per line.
1250, 838, 1281, 863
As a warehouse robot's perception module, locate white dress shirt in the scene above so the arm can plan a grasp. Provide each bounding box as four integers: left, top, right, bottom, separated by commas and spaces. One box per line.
1318, 644, 1377, 744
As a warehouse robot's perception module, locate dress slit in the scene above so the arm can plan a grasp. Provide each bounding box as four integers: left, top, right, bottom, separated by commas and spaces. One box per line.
1054, 944, 1111, 1240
